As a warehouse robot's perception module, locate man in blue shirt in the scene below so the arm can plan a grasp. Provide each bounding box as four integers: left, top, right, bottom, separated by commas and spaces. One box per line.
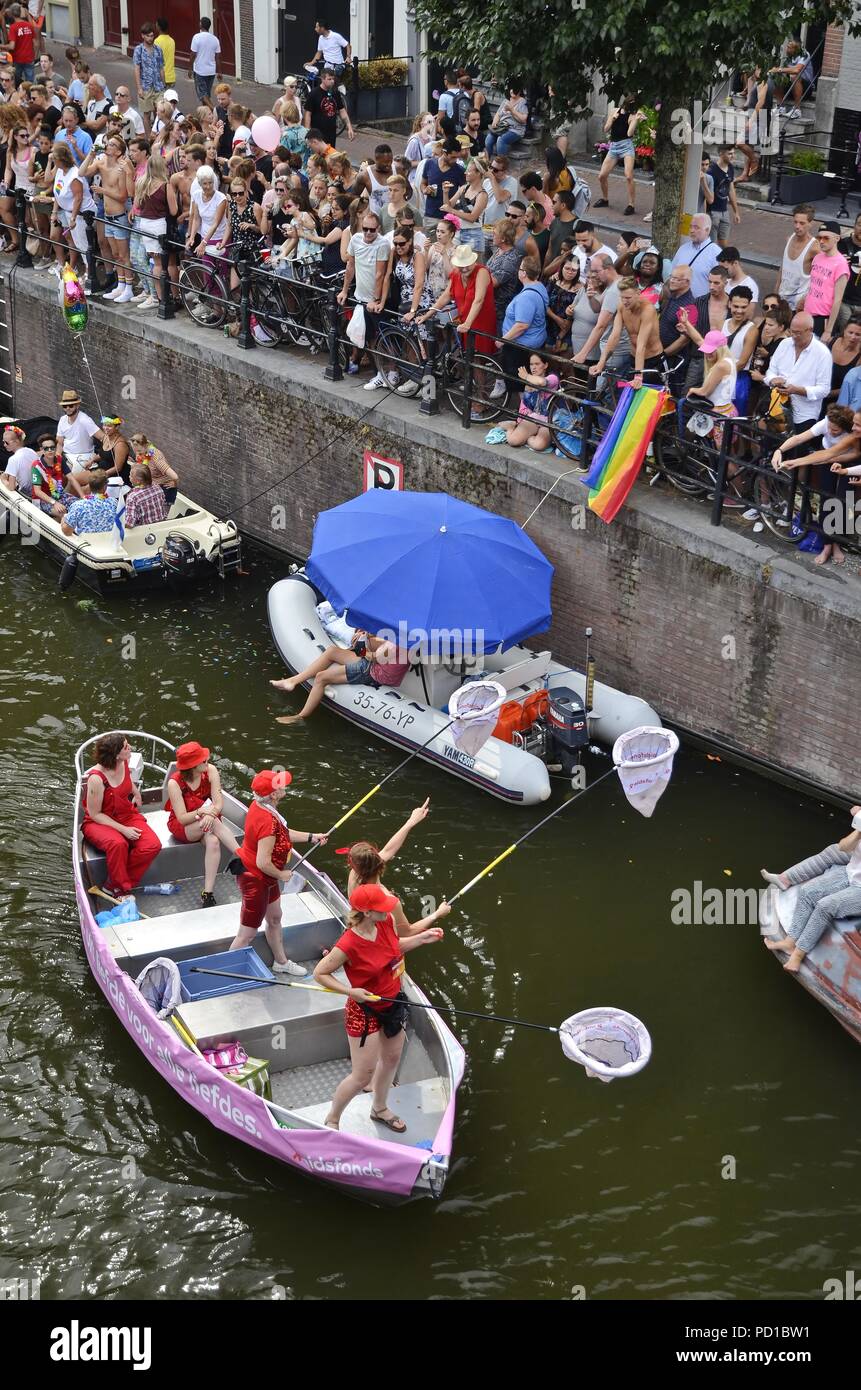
670, 212, 721, 298
55, 103, 94, 162
497, 256, 548, 392
837, 365, 861, 413
420, 140, 464, 224
61, 470, 116, 536
133, 21, 165, 136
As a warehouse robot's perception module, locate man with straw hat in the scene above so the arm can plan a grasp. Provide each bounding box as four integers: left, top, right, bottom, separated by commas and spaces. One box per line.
56, 389, 104, 472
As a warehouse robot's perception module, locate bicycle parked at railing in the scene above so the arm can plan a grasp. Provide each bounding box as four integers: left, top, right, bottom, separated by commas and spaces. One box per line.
371, 317, 512, 421
178, 238, 275, 331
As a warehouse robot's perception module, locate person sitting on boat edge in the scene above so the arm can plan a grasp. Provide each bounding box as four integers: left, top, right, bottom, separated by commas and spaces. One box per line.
82, 732, 162, 901
123, 462, 168, 527
763, 805, 861, 972
30, 433, 86, 519
165, 740, 242, 908
271, 632, 411, 726
227, 768, 328, 975
1, 424, 39, 496
315, 883, 450, 1134
60, 469, 116, 535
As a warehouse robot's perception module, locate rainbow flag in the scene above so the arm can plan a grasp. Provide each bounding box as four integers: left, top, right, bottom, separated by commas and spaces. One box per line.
582, 385, 668, 523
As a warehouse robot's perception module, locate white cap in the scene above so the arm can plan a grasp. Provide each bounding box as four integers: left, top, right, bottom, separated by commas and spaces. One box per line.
164, 88, 179, 103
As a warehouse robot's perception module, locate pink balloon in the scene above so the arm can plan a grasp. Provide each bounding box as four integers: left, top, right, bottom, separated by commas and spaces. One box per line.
251, 115, 281, 153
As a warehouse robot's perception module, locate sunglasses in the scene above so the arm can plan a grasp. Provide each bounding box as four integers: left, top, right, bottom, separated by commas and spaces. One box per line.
362, 226, 378, 234
393, 240, 407, 247
42, 445, 57, 452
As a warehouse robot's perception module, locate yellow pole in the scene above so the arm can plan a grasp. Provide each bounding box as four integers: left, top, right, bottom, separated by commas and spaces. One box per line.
448, 844, 518, 903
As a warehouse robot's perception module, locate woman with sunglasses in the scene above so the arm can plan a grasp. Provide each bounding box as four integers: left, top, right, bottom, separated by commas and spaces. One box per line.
217, 176, 263, 292
378, 222, 434, 394
0, 105, 22, 249
261, 173, 294, 252
545, 252, 582, 353
440, 154, 486, 253
278, 188, 322, 272
91, 414, 132, 485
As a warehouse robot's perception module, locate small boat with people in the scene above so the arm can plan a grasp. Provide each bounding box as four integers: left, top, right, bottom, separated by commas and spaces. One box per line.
0, 415, 241, 593
73, 731, 465, 1204
759, 811, 861, 1047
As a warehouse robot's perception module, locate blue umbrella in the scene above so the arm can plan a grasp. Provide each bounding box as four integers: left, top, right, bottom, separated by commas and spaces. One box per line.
305, 491, 554, 652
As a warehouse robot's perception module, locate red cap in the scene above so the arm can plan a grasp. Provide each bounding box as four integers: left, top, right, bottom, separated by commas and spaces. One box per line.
349, 883, 399, 914
251, 768, 293, 796
176, 740, 210, 771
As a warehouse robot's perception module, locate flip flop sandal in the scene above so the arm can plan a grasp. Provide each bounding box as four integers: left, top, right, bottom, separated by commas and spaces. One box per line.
370, 1108, 406, 1133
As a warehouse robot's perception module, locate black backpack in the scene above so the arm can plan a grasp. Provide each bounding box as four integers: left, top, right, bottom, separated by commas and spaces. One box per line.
453, 90, 473, 133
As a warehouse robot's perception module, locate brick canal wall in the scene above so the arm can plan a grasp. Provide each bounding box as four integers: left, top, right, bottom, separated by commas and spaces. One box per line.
13, 269, 860, 800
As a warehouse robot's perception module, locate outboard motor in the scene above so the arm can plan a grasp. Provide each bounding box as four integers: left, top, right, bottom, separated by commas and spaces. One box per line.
546, 686, 589, 774
161, 533, 198, 584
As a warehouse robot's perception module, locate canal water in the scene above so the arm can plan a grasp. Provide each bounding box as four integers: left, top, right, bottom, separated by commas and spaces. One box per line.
1, 539, 858, 1301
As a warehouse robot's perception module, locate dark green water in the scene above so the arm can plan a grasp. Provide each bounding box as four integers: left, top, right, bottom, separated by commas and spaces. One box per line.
1, 540, 859, 1301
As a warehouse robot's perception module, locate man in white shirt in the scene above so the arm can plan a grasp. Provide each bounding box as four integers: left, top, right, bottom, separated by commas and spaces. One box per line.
84, 73, 112, 138
573, 222, 617, 278
0, 425, 38, 495
56, 390, 104, 469
190, 17, 221, 103
112, 84, 145, 141
670, 213, 722, 298
717, 245, 759, 313
764, 313, 832, 425
309, 21, 351, 72
336, 210, 392, 390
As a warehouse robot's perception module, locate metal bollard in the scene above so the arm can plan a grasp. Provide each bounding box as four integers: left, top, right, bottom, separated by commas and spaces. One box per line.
14, 191, 32, 269
323, 284, 343, 381
157, 233, 175, 320
419, 324, 439, 416
709, 417, 732, 528
235, 258, 256, 350
461, 330, 475, 430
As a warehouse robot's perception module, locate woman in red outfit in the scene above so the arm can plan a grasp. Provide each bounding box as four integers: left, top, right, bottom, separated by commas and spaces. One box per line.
314, 882, 450, 1134
228, 768, 328, 975
165, 741, 241, 908
418, 242, 497, 419
82, 732, 161, 899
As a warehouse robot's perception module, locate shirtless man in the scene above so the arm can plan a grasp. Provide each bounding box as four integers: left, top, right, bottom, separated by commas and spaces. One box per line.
591, 276, 666, 388
167, 144, 204, 295
80, 134, 134, 302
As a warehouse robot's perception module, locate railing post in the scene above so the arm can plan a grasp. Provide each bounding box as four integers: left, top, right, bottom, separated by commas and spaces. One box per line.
323, 283, 343, 381
157, 231, 175, 320
351, 56, 359, 119
709, 417, 732, 527
460, 328, 475, 430
235, 257, 256, 350
770, 123, 786, 205
837, 140, 852, 220
13, 190, 32, 269
419, 324, 439, 415
581, 400, 595, 471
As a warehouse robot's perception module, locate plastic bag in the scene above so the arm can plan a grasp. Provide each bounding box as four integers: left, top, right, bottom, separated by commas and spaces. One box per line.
95, 898, 141, 927
346, 302, 366, 348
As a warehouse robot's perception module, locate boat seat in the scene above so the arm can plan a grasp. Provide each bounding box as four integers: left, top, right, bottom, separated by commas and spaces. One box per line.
82, 808, 243, 888
483, 651, 552, 693
108, 889, 339, 975
176, 970, 349, 1071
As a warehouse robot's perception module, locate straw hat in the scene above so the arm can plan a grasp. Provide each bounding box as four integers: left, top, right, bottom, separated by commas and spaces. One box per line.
451, 244, 478, 268
59, 389, 81, 406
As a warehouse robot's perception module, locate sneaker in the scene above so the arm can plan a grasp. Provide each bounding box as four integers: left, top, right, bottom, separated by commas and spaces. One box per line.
489, 379, 507, 400
48, 263, 61, 278
753, 521, 764, 533
386, 370, 400, 387
363, 372, 386, 390
128, 290, 149, 304
114, 286, 133, 304
787, 108, 801, 120
347, 362, 359, 375
396, 379, 420, 396
294, 333, 312, 346
135, 295, 157, 309
593, 198, 609, 208
272, 959, 307, 976
742, 507, 760, 521
624, 204, 636, 216
102, 284, 122, 300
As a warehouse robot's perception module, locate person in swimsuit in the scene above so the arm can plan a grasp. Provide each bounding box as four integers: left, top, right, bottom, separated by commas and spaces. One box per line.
82, 732, 161, 900
314, 882, 450, 1133
270, 632, 411, 726
164, 740, 241, 908
227, 768, 328, 974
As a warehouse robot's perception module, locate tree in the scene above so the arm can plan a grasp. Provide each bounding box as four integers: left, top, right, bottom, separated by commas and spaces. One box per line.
412, 1, 860, 251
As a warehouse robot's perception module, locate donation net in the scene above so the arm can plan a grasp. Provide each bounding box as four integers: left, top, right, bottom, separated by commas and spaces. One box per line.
559, 1007, 652, 1083
449, 680, 507, 757
612, 725, 679, 818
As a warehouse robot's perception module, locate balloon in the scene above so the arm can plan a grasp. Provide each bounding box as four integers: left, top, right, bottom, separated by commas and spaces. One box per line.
60, 264, 88, 335
250, 115, 281, 153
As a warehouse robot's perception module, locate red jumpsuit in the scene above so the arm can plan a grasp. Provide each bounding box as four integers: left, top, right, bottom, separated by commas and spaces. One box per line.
165, 769, 218, 841
82, 764, 162, 895
237, 801, 292, 929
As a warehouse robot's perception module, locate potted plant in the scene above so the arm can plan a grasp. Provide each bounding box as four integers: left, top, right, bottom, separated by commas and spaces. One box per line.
353, 57, 409, 122
772, 147, 828, 202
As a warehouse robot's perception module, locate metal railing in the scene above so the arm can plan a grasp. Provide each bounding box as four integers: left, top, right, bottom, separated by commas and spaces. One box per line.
19, 191, 860, 558
769, 126, 857, 217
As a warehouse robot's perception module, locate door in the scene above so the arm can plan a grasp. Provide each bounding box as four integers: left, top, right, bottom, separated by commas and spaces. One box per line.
277, 0, 350, 82
103, 0, 122, 48
126, 0, 206, 71
368, 0, 394, 58
213, 0, 236, 77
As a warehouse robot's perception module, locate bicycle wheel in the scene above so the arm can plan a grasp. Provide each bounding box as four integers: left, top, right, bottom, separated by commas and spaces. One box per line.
748, 467, 803, 543
375, 324, 425, 389
303, 294, 351, 367
445, 352, 509, 421
179, 262, 227, 327
650, 422, 710, 496
546, 394, 585, 462
252, 277, 305, 345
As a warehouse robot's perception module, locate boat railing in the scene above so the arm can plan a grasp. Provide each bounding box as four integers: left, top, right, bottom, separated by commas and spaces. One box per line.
74, 731, 175, 786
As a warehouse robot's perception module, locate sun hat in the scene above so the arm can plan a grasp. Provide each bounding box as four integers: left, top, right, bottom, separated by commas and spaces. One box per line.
59, 388, 81, 406
251, 768, 293, 796
699, 330, 728, 354
451, 244, 478, 268
349, 883, 399, 914
175, 740, 210, 771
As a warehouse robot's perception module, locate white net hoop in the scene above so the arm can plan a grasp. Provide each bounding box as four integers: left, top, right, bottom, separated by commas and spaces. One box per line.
449, 679, 507, 757
559, 1007, 652, 1082
612, 725, 679, 818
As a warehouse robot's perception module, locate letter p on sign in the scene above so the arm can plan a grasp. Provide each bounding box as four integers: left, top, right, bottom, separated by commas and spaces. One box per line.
363, 450, 403, 492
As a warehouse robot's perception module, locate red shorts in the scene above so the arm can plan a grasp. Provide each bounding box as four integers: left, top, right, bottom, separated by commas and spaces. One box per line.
238, 871, 279, 929
168, 811, 222, 843
345, 996, 382, 1038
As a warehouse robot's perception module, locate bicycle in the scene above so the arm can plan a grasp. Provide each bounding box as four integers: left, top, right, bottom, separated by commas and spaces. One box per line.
290, 62, 349, 137
373, 317, 512, 421
177, 239, 274, 330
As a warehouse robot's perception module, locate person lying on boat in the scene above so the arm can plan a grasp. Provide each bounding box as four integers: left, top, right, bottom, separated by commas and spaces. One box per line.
763, 806, 861, 973
129, 431, 179, 508
82, 732, 162, 902
1, 425, 39, 497
31, 434, 87, 520
227, 768, 328, 975
270, 632, 411, 726
123, 463, 168, 527
165, 741, 242, 908
314, 883, 450, 1134
60, 470, 116, 536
